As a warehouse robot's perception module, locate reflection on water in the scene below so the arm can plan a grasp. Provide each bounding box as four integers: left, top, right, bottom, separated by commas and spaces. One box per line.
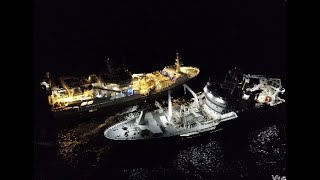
249, 125, 286, 175
56, 105, 141, 168
57, 116, 115, 167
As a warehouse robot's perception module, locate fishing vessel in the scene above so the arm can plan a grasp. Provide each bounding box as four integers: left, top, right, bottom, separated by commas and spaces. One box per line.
40, 53, 200, 118
104, 68, 285, 140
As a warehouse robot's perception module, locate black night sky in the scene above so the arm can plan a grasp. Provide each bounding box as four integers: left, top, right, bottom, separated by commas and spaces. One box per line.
34, 0, 286, 79
34, 0, 286, 179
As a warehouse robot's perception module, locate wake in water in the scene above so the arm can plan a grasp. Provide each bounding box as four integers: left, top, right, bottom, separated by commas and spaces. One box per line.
57, 116, 115, 167
57, 105, 141, 167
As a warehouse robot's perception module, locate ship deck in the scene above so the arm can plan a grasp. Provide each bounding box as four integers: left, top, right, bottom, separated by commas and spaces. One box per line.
104, 111, 176, 140
104, 106, 238, 140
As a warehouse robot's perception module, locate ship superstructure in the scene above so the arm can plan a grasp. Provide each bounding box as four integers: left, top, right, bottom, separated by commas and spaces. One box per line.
104, 68, 285, 140
40, 53, 200, 118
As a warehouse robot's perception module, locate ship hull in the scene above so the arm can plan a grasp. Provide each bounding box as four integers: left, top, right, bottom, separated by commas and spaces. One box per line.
104, 115, 236, 141
103, 103, 284, 141
52, 77, 189, 119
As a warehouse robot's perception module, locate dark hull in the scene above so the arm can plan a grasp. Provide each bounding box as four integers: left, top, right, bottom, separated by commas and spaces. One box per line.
52, 77, 190, 120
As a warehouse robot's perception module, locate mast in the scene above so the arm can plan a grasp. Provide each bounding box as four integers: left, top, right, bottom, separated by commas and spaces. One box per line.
135, 110, 144, 125
105, 58, 113, 73
183, 84, 199, 108
175, 51, 181, 73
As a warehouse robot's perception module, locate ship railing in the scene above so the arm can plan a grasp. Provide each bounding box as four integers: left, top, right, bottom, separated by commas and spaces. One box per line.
177, 123, 216, 133
243, 74, 266, 79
